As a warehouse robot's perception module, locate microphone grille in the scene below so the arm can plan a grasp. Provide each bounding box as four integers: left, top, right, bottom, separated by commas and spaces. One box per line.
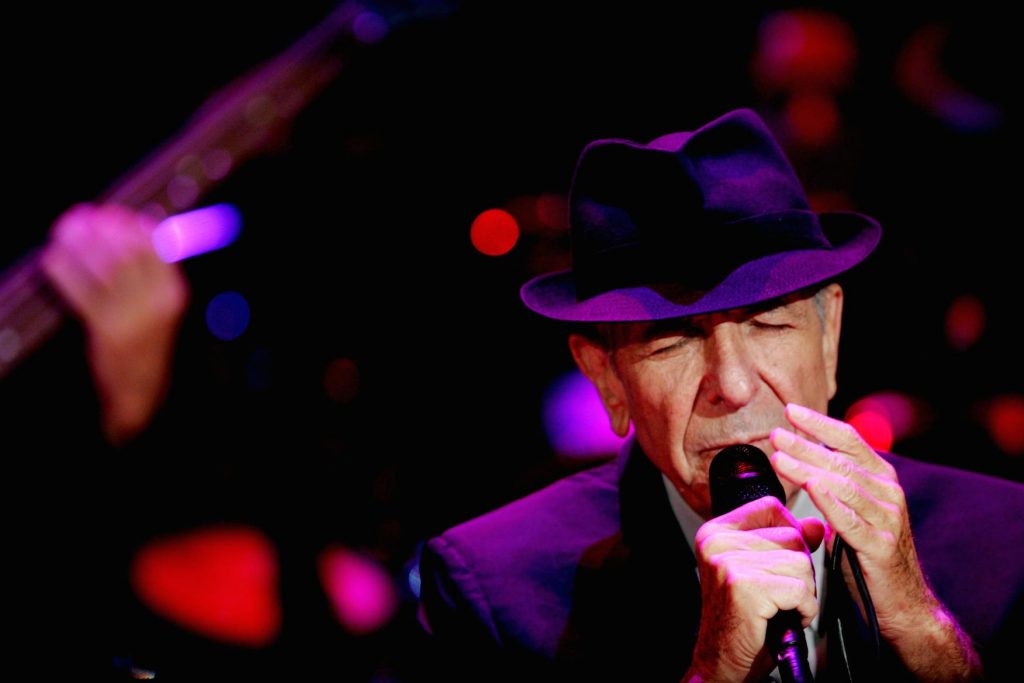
709, 444, 786, 517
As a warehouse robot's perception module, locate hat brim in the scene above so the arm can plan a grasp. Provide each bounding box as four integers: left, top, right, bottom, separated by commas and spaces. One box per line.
520, 211, 882, 322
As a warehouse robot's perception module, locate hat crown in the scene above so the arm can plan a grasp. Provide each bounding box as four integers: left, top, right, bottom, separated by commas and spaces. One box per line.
568, 109, 829, 298
519, 107, 882, 322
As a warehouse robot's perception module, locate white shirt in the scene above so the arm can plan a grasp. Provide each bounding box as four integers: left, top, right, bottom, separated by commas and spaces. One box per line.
661, 473, 827, 680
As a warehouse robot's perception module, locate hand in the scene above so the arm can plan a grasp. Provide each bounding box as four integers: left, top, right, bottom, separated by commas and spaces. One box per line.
769, 403, 982, 681
685, 495, 824, 682
40, 203, 189, 445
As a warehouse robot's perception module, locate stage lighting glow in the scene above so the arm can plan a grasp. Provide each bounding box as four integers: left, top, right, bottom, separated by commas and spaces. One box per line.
945, 294, 986, 351
785, 93, 839, 146
845, 391, 924, 444
206, 291, 251, 341
324, 358, 360, 403
130, 525, 280, 647
535, 192, 568, 230
470, 208, 519, 256
755, 10, 857, 92
318, 546, 399, 635
354, 11, 389, 44
151, 204, 242, 263
847, 410, 894, 453
542, 369, 629, 458
986, 394, 1024, 456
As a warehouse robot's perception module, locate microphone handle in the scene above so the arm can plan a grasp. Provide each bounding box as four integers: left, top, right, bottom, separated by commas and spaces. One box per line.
767, 609, 813, 683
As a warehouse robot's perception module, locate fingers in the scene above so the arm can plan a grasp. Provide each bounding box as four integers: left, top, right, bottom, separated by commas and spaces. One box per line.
699, 526, 809, 556
697, 497, 820, 620
42, 203, 188, 330
724, 555, 819, 621
782, 402, 895, 478
699, 495, 799, 534
770, 425, 901, 506
799, 517, 825, 553
768, 404, 909, 556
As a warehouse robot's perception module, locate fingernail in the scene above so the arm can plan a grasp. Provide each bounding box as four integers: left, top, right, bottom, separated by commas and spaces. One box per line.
788, 403, 809, 420
773, 452, 796, 469
773, 428, 795, 447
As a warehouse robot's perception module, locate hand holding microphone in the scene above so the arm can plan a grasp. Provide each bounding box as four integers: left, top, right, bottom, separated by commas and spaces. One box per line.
685, 445, 824, 683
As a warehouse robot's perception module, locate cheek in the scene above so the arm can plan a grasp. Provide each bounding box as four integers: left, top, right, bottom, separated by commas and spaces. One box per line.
627, 369, 697, 437
760, 334, 831, 408
623, 367, 702, 482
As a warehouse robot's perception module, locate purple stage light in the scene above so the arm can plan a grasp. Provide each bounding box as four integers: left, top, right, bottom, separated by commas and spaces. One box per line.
151, 203, 242, 263
542, 369, 629, 458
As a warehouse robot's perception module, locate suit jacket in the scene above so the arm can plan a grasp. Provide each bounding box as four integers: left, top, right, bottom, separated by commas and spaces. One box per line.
418, 437, 1024, 681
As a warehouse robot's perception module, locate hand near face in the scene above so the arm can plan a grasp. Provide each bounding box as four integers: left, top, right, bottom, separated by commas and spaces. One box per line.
769, 403, 982, 680
686, 496, 824, 682
41, 203, 190, 445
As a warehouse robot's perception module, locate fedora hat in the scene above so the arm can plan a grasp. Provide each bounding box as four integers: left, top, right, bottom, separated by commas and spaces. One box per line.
520, 107, 882, 322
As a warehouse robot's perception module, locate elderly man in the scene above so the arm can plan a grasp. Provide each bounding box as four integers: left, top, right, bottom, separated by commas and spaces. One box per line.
417, 109, 1023, 681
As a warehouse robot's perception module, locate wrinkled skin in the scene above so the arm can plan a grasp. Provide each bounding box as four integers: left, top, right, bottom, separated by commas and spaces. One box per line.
569, 284, 981, 681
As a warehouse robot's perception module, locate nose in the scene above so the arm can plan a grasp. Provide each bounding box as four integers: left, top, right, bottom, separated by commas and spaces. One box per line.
700, 321, 758, 410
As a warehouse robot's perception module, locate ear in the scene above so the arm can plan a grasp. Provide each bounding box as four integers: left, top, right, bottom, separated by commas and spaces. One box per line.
568, 333, 632, 437
819, 283, 844, 400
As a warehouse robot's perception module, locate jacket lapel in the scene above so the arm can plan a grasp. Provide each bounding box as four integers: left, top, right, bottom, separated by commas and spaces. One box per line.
557, 439, 701, 680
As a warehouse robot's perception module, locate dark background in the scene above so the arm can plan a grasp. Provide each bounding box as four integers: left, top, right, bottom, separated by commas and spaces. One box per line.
3, 1, 1018, 679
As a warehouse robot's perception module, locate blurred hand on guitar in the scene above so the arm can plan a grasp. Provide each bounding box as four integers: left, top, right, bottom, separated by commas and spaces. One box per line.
40, 203, 189, 445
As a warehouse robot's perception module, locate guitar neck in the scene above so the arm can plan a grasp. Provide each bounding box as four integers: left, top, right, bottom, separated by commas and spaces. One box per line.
0, 1, 444, 380
0, 249, 66, 379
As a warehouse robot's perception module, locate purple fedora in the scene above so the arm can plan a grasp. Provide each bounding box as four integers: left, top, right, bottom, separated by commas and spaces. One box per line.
520, 108, 882, 322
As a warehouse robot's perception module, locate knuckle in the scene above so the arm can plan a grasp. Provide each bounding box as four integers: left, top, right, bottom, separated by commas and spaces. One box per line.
836, 478, 859, 502
879, 459, 897, 480
843, 505, 861, 531
840, 421, 863, 446
833, 455, 856, 478
777, 527, 803, 548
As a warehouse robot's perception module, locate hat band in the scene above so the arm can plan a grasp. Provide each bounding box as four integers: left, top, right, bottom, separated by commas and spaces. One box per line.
574, 209, 832, 300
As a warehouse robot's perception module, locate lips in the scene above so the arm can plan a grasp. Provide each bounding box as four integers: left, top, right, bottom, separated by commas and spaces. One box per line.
701, 435, 771, 456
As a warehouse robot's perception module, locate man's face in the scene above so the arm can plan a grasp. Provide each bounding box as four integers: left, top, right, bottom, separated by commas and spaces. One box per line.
569, 283, 843, 519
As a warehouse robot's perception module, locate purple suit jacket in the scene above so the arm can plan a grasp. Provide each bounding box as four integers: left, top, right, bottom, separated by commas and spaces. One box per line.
418, 437, 1024, 681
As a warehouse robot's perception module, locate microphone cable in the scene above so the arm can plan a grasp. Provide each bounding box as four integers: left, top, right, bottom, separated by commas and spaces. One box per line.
827, 534, 880, 682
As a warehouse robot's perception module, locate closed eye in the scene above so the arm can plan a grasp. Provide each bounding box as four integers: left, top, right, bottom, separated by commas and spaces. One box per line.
751, 321, 791, 330
650, 338, 692, 356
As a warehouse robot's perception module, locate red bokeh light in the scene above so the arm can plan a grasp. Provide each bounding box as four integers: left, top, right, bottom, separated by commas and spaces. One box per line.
131, 525, 280, 647
324, 357, 360, 404
754, 10, 857, 93
848, 410, 894, 453
785, 93, 840, 147
986, 395, 1024, 456
845, 391, 925, 443
535, 192, 569, 230
470, 208, 519, 256
945, 294, 986, 351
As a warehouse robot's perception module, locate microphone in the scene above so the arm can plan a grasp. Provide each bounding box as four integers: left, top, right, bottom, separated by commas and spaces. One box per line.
709, 444, 814, 683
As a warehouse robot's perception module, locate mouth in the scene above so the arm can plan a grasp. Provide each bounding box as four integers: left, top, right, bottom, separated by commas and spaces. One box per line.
701, 435, 772, 457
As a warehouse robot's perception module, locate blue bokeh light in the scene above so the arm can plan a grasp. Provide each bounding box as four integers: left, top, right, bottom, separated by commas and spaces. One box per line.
206, 291, 251, 341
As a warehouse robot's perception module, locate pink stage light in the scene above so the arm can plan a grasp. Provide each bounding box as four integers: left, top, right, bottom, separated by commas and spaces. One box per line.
318, 546, 399, 635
